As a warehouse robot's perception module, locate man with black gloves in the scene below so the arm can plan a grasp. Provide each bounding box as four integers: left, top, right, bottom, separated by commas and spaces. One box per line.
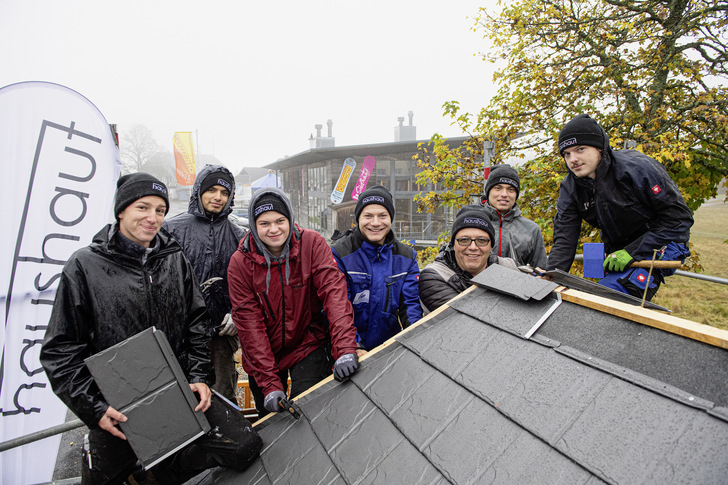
482, 164, 547, 268
228, 187, 359, 418
164, 164, 244, 402
331, 185, 422, 353
547, 114, 693, 300
419, 205, 519, 312
41, 173, 261, 484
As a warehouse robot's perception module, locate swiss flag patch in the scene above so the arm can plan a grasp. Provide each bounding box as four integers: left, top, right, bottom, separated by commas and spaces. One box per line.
651, 184, 662, 195
637, 273, 647, 282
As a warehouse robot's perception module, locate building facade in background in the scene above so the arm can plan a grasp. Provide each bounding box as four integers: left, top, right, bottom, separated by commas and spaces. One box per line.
264, 114, 468, 245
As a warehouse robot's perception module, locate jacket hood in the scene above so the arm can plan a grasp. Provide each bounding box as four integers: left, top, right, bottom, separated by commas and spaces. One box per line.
188, 164, 236, 219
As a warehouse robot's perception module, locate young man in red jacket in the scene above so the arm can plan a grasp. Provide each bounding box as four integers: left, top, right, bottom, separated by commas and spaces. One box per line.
228, 187, 359, 417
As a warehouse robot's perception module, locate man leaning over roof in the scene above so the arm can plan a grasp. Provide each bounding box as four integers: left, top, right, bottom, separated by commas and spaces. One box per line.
164, 164, 244, 403
419, 205, 519, 312
331, 185, 422, 354
546, 114, 693, 300
228, 187, 359, 418
482, 163, 547, 269
40, 173, 261, 484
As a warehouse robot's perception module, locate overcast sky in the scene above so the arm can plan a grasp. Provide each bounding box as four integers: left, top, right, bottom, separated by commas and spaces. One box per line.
1, 1, 499, 173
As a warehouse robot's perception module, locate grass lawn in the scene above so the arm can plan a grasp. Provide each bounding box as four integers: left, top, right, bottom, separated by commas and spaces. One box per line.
652, 198, 728, 330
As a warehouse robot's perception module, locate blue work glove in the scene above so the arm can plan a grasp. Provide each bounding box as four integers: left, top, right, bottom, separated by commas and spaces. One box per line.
263, 390, 287, 413
603, 249, 635, 272
333, 353, 359, 381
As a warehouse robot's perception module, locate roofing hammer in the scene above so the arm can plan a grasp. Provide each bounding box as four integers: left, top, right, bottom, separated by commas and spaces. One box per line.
278, 397, 302, 420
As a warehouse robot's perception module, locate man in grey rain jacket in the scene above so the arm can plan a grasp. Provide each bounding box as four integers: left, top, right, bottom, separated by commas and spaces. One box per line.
482, 164, 547, 269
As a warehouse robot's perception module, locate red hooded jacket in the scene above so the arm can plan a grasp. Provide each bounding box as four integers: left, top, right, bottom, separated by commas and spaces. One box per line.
228, 224, 357, 396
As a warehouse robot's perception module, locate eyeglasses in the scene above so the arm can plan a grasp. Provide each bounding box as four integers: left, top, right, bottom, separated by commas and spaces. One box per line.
455, 237, 491, 247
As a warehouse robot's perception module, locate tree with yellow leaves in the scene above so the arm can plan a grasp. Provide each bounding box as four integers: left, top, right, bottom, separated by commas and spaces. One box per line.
415, 0, 727, 255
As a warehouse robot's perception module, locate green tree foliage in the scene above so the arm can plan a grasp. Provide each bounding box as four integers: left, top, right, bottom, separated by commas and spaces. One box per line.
414, 0, 728, 259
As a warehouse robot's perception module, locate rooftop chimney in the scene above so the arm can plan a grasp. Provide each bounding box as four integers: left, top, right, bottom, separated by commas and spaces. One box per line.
310, 120, 335, 149
394, 111, 416, 142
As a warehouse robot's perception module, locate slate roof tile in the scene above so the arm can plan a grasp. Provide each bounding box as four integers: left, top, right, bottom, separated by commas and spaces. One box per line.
470, 264, 557, 301
260, 418, 328, 483
556, 377, 715, 484
449, 286, 560, 338
482, 431, 595, 485
354, 345, 437, 414
423, 396, 522, 484
399, 311, 500, 377
356, 437, 445, 485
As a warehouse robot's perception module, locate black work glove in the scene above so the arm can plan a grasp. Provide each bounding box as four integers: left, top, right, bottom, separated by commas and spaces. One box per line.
333, 353, 359, 381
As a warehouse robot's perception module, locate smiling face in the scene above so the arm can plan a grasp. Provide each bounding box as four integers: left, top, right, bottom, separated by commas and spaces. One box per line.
255, 210, 290, 257
487, 183, 517, 213
453, 227, 492, 276
358, 204, 392, 245
562, 145, 602, 179
201, 185, 230, 215
117, 195, 167, 247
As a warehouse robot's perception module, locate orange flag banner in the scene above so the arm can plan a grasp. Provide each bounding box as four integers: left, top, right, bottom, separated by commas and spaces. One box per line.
173, 132, 196, 185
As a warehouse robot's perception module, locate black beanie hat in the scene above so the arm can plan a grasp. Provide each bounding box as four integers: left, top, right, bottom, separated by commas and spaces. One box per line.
199, 170, 235, 195
355, 185, 395, 222
558, 114, 605, 156
450, 205, 495, 245
114, 173, 169, 220
253, 192, 290, 222
485, 164, 520, 200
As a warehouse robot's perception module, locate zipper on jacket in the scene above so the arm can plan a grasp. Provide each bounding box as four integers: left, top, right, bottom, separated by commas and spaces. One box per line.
277, 263, 286, 354
498, 213, 504, 257
262, 292, 276, 321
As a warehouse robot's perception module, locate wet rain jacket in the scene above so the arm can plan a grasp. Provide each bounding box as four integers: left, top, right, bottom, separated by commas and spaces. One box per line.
164, 164, 245, 327
419, 243, 518, 312
483, 203, 548, 269
40, 225, 211, 428
331, 227, 422, 351
228, 216, 357, 397
547, 127, 693, 272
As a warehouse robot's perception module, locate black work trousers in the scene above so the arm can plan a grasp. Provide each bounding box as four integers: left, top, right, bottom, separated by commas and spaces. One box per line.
81, 393, 262, 484
248, 344, 333, 418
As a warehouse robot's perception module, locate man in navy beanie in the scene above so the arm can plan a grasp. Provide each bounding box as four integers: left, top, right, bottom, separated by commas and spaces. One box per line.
332, 185, 422, 352
419, 205, 519, 312
41, 172, 261, 483
482, 163, 547, 269
547, 114, 693, 300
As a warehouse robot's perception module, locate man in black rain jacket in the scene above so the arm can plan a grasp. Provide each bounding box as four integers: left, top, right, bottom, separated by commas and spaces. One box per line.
41, 173, 260, 484
547, 114, 693, 300
164, 164, 245, 402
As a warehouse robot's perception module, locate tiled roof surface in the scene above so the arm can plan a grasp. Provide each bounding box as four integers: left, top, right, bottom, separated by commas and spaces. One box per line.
195, 270, 728, 485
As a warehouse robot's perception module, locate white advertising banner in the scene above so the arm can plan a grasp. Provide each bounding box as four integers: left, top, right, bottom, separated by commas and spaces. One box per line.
0, 81, 121, 484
